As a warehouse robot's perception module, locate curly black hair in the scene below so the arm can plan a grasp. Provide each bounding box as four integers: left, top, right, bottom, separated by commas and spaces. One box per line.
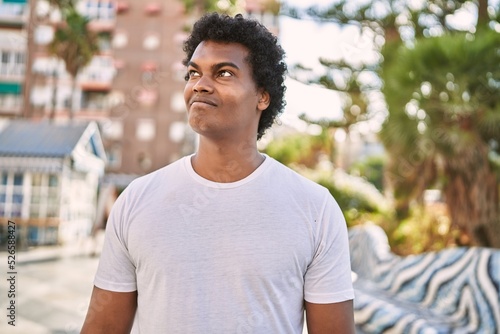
183, 12, 287, 140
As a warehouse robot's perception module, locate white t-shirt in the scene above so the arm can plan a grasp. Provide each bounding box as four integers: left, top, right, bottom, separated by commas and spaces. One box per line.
94, 155, 354, 333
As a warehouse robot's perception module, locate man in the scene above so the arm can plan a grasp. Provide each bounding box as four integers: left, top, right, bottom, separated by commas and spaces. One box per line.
81, 13, 354, 333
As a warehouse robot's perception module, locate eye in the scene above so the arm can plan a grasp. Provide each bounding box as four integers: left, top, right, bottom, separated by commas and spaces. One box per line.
218, 70, 233, 78
185, 70, 200, 81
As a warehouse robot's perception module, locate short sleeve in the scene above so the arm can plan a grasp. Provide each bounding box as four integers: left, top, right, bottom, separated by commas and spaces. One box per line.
304, 193, 354, 304
93, 189, 137, 292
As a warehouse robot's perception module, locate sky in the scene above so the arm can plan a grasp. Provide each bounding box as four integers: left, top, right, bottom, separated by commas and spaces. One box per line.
275, 0, 495, 130
277, 0, 379, 123
278, 16, 344, 123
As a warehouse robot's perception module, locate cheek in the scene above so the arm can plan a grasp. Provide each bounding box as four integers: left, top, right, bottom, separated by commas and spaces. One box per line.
183, 84, 192, 109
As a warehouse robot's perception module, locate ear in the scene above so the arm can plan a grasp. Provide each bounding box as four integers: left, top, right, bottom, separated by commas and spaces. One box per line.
257, 90, 271, 111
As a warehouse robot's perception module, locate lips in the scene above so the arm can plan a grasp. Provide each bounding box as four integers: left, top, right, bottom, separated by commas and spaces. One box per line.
190, 96, 217, 107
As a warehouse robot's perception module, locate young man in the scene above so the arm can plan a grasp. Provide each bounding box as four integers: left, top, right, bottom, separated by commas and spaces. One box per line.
81, 13, 354, 334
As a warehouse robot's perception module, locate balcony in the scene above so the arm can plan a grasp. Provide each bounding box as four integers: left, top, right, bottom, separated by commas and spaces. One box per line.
77, 0, 116, 32
78, 56, 116, 91
0, 61, 25, 81
0, 1, 27, 28
0, 81, 23, 115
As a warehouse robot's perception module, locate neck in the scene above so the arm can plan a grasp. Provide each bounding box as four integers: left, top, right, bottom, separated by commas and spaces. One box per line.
191, 138, 264, 183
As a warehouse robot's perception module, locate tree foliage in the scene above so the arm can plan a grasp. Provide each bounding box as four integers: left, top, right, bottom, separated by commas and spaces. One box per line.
48, 7, 98, 78
285, 0, 500, 247
47, 0, 99, 116
263, 131, 332, 167
380, 30, 500, 246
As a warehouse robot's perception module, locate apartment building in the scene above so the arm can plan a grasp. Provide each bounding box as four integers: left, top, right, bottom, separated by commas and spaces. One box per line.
0, 0, 27, 117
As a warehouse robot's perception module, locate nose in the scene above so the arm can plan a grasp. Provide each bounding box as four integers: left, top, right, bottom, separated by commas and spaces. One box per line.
192, 75, 214, 94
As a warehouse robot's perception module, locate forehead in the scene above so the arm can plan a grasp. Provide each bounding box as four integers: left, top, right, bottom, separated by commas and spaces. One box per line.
190, 41, 250, 66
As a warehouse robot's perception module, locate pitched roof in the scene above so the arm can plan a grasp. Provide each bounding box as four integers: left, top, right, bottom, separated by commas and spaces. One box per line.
0, 120, 91, 157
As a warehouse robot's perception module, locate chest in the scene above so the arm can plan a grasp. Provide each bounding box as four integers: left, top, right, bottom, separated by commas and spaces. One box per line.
126, 191, 316, 280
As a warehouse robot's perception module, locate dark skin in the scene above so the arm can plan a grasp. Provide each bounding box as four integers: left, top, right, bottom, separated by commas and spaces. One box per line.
305, 300, 355, 333
81, 40, 355, 333
184, 41, 269, 182
80, 287, 136, 334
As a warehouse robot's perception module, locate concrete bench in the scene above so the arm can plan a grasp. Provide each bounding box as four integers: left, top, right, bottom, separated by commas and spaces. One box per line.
349, 225, 500, 333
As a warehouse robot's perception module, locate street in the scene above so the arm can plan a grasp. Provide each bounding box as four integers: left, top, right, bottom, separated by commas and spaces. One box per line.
0, 254, 98, 334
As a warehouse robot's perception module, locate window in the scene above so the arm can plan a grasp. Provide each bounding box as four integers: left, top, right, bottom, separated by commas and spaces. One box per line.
170, 91, 186, 113
34, 25, 54, 45
1, 51, 9, 64
143, 33, 160, 50
48, 175, 58, 187
81, 91, 110, 111
0, 94, 22, 111
98, 32, 112, 52
79, 0, 115, 21
112, 31, 128, 49
102, 120, 123, 140
30, 173, 60, 219
15, 52, 24, 65
1, 173, 7, 185
0, 172, 24, 218
169, 122, 185, 143
0, 3, 25, 19
0, 49, 26, 77
136, 119, 156, 141
13, 174, 22, 186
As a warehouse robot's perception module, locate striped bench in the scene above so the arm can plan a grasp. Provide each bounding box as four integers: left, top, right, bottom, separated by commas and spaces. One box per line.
349, 224, 500, 333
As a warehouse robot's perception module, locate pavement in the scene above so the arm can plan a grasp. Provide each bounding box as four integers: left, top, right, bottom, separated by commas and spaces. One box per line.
0, 235, 103, 334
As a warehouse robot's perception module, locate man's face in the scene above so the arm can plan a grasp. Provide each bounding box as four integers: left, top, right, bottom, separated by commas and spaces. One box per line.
184, 41, 269, 141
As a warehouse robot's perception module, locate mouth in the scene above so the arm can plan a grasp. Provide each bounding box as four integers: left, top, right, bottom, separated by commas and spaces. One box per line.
190, 97, 217, 107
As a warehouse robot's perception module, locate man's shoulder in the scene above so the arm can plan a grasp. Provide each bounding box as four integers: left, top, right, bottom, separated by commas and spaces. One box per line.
266, 157, 329, 197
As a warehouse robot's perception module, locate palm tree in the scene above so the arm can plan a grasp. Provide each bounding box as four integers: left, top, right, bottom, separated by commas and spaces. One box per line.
380, 30, 500, 247
47, 1, 98, 118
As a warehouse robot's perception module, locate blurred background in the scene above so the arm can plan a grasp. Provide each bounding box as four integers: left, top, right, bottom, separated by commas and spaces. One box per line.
0, 0, 499, 332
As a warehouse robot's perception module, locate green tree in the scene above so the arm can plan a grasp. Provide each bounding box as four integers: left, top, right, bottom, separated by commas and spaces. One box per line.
284, 0, 500, 247
380, 30, 500, 247
263, 130, 333, 167
294, 59, 378, 169
47, 0, 99, 118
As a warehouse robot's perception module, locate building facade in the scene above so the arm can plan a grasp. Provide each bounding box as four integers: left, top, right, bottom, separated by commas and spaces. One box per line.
0, 120, 106, 247
0, 0, 27, 117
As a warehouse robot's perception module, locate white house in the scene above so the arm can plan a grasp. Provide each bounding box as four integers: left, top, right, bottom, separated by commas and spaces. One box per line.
0, 120, 106, 247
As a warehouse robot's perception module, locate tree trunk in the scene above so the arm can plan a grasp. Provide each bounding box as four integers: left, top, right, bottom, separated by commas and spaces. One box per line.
22, 0, 37, 118
70, 74, 78, 119
477, 0, 489, 28
443, 142, 500, 247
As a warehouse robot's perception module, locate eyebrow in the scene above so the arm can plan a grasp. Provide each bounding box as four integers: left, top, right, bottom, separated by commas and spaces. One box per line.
188, 61, 240, 72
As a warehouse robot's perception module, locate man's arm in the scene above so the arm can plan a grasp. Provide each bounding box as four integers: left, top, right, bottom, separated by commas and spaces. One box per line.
81, 286, 137, 334
305, 300, 355, 334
